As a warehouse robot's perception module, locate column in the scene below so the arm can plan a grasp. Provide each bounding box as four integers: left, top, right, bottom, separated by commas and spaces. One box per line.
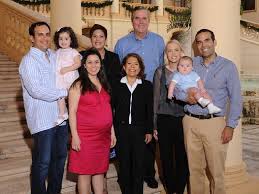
191, 0, 248, 187
154, 0, 163, 16
50, 0, 82, 35
111, 0, 119, 14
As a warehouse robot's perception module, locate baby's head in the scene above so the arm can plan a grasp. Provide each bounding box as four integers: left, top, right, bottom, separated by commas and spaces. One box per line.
178, 56, 193, 75
54, 27, 78, 49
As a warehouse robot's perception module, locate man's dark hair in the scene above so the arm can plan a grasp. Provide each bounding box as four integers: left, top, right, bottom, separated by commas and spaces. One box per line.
195, 29, 215, 41
54, 26, 79, 49
29, 21, 50, 36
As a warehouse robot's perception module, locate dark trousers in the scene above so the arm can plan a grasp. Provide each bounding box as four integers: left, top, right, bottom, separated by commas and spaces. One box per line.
116, 125, 146, 194
31, 124, 68, 194
157, 115, 189, 194
143, 136, 156, 179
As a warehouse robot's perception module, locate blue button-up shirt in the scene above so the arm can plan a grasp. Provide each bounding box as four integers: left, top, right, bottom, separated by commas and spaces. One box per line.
114, 32, 165, 82
19, 47, 67, 134
184, 56, 242, 128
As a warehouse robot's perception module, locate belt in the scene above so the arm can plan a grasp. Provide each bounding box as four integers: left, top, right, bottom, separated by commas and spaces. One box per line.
185, 111, 220, 120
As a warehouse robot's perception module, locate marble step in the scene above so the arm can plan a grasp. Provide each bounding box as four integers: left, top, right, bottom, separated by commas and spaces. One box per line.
0, 66, 18, 72
0, 154, 117, 182
0, 112, 26, 123
0, 82, 21, 88
0, 100, 24, 113
0, 131, 29, 143
0, 62, 18, 67
0, 74, 20, 79
0, 86, 22, 92
0, 61, 16, 65
0, 78, 20, 84
0, 169, 77, 194
0, 155, 31, 180
0, 160, 164, 194
0, 71, 19, 75
0, 122, 29, 142
0, 138, 32, 159
0, 57, 10, 61
0, 54, 10, 60
0, 91, 22, 101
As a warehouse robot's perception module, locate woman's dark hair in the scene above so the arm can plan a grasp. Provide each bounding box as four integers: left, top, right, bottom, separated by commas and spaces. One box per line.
54, 27, 78, 49
71, 48, 110, 95
121, 53, 145, 79
89, 24, 107, 39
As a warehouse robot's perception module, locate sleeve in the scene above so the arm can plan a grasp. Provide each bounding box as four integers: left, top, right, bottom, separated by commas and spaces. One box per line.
114, 40, 123, 63
72, 49, 82, 59
113, 53, 122, 82
145, 81, 154, 134
172, 73, 180, 84
226, 63, 242, 128
192, 71, 201, 82
153, 68, 162, 129
19, 57, 67, 102
158, 37, 165, 66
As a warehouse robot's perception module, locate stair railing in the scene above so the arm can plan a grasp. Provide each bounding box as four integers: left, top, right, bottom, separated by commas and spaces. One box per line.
0, 0, 91, 63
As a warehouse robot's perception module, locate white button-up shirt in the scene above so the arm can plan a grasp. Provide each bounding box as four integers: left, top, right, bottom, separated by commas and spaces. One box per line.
19, 47, 67, 134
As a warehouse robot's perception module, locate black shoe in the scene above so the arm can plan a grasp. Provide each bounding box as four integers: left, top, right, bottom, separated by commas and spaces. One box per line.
144, 177, 158, 189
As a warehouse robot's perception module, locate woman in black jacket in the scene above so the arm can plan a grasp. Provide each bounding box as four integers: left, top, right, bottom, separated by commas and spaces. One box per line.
113, 53, 153, 194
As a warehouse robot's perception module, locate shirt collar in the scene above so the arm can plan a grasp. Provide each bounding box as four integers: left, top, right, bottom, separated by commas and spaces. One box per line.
200, 53, 219, 67
132, 31, 150, 41
120, 76, 142, 84
30, 47, 51, 57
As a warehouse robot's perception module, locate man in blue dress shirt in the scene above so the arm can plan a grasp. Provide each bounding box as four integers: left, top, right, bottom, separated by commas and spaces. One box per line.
114, 6, 165, 189
183, 29, 242, 194
19, 22, 68, 194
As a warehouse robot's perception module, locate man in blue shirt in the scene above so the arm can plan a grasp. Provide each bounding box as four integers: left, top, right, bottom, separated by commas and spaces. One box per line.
183, 29, 242, 194
114, 6, 165, 189
19, 22, 68, 194
114, 7, 165, 82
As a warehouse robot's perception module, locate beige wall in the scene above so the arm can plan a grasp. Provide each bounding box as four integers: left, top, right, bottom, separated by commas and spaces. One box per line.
242, 0, 259, 22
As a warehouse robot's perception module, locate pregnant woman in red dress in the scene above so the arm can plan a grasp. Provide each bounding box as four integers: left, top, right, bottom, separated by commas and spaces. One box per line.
68, 48, 116, 194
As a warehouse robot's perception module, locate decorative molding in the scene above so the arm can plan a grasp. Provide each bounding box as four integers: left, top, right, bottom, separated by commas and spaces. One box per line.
13, 0, 50, 5
13, 0, 113, 8
81, 1, 113, 8
121, 2, 158, 12
165, 7, 191, 31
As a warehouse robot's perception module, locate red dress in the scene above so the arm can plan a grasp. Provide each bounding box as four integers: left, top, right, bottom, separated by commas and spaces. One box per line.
68, 89, 112, 174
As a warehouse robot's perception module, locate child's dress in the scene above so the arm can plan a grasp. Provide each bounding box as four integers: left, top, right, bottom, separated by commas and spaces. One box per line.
56, 48, 80, 89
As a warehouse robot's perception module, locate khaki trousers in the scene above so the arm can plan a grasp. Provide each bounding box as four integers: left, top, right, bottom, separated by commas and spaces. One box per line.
183, 115, 228, 194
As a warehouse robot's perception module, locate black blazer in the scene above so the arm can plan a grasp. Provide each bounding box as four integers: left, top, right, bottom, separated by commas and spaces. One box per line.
102, 49, 122, 90
113, 79, 153, 134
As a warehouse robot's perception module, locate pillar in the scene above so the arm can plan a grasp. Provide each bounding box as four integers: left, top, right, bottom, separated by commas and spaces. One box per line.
154, 0, 164, 16
50, 0, 82, 35
111, 0, 119, 14
191, 0, 248, 187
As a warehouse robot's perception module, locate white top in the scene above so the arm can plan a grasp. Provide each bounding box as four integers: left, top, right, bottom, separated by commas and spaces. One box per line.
120, 76, 142, 124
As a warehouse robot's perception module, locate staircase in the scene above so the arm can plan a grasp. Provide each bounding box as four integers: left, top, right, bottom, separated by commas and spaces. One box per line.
0, 52, 164, 194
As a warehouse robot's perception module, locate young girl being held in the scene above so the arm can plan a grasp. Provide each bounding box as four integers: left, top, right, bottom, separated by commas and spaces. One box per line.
54, 27, 81, 125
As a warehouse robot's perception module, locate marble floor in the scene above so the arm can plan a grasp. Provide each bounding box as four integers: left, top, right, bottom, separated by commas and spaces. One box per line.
242, 125, 259, 177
